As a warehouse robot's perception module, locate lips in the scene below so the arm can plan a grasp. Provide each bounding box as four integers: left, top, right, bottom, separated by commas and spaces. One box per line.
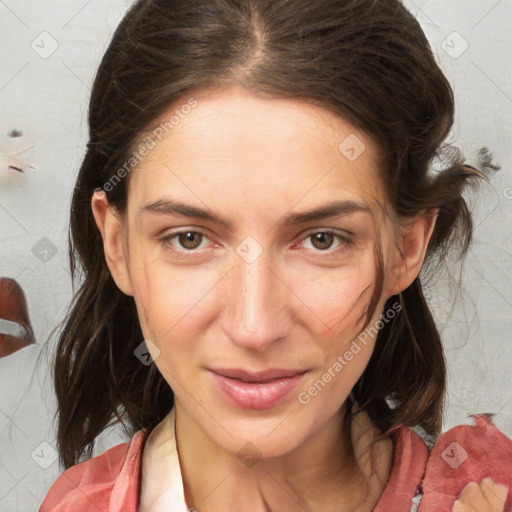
211, 368, 306, 382
209, 367, 308, 409
0, 277, 35, 358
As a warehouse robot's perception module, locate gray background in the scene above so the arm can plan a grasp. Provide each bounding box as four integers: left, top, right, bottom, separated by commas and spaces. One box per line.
0, 0, 511, 510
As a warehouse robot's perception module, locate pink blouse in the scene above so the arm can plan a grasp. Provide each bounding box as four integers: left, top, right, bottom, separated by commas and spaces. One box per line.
39, 413, 512, 512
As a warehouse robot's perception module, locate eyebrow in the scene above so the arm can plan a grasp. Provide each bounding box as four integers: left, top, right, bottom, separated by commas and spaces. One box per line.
140, 198, 372, 230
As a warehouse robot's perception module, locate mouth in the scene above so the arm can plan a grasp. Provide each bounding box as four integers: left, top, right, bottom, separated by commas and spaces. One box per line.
208, 368, 308, 409
211, 367, 307, 381
0, 277, 35, 358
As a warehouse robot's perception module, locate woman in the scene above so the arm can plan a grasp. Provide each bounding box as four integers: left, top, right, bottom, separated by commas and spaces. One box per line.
39, 0, 512, 511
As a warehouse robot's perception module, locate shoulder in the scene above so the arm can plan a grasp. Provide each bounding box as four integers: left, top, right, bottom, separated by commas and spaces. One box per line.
418, 414, 512, 511
374, 423, 429, 511
377, 414, 512, 512
39, 430, 146, 512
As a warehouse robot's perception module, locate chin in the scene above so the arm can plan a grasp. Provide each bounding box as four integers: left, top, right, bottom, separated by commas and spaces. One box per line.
204, 407, 313, 460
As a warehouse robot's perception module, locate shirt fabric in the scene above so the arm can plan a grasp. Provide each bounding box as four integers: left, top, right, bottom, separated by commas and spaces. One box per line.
39, 409, 512, 512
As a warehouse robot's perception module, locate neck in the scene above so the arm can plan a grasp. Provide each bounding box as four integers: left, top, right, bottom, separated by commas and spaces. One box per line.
175, 401, 385, 512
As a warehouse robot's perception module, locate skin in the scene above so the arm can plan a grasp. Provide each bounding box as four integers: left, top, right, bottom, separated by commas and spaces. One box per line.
452, 478, 509, 512
92, 86, 439, 511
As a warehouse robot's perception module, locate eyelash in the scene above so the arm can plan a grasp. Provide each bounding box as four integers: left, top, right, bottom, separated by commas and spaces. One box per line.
159, 228, 353, 257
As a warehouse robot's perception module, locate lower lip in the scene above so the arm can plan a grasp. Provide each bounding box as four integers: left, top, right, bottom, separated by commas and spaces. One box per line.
210, 371, 307, 410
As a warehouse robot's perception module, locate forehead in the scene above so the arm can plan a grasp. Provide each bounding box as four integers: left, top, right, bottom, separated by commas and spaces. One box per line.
128, 87, 386, 219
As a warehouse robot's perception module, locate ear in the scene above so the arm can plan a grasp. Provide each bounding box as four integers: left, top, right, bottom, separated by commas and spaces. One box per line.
91, 189, 134, 296
384, 209, 438, 298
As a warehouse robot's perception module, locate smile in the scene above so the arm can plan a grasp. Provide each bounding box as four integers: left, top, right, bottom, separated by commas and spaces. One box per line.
208, 368, 308, 409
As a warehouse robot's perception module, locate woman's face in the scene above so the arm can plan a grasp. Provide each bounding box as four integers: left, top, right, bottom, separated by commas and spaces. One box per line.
95, 86, 422, 458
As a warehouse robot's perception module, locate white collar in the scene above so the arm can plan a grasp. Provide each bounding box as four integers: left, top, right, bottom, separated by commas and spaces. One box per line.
139, 405, 190, 512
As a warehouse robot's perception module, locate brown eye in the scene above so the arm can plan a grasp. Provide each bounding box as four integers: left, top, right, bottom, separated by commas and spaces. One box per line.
299, 230, 353, 256
309, 232, 335, 251
160, 228, 215, 256
177, 231, 204, 250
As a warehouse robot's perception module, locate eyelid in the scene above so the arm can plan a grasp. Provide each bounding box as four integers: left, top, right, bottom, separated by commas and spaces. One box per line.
299, 227, 353, 242
294, 228, 353, 254
160, 227, 216, 253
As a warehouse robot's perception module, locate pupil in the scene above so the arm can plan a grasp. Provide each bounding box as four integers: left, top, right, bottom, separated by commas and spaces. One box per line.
181, 232, 201, 249
313, 232, 333, 250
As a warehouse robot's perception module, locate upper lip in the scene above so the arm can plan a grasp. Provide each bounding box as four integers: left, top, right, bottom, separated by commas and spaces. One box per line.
209, 368, 307, 382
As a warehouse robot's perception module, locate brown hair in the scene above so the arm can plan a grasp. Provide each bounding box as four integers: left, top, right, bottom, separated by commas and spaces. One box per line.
51, 0, 499, 468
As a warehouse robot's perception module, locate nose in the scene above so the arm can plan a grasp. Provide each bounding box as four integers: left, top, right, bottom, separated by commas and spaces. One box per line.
220, 248, 293, 351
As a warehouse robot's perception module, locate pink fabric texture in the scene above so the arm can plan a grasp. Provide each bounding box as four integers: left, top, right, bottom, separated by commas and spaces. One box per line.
374, 425, 428, 511
39, 415, 512, 512
418, 414, 512, 512
39, 432, 145, 512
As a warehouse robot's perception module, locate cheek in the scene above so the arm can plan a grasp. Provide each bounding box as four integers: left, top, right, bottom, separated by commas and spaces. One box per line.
128, 255, 220, 347
301, 264, 375, 340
